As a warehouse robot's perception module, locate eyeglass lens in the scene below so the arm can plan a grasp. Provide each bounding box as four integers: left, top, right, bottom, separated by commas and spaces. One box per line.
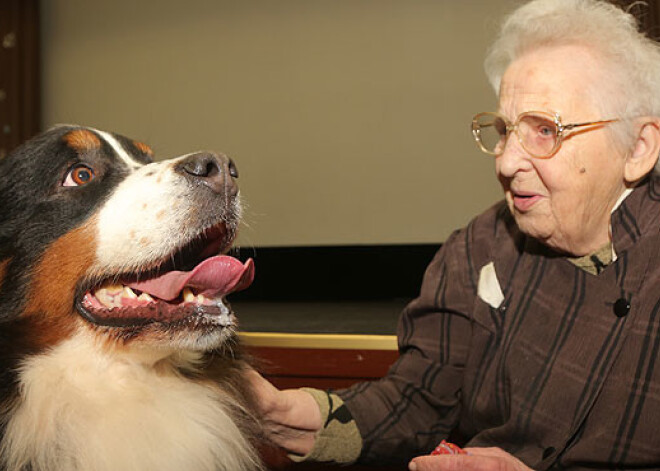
475, 113, 559, 156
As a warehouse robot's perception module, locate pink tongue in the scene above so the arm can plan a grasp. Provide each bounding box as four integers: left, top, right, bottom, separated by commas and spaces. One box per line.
127, 256, 254, 301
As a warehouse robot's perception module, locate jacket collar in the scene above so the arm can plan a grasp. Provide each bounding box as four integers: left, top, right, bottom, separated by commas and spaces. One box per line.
611, 174, 660, 255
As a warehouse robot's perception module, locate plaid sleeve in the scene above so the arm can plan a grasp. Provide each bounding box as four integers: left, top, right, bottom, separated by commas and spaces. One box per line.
337, 227, 479, 466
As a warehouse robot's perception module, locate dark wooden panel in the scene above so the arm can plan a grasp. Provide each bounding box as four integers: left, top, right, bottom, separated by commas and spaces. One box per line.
249, 346, 401, 470
0, 0, 40, 157
249, 346, 398, 379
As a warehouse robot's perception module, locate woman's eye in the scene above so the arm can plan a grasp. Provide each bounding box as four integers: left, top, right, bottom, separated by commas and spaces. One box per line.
538, 125, 556, 137
63, 164, 96, 187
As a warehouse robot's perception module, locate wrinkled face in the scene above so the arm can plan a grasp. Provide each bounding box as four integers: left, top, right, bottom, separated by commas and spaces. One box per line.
496, 44, 628, 255
0, 126, 252, 355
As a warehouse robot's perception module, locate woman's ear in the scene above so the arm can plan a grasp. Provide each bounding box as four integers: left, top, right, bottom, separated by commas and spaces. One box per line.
624, 117, 660, 184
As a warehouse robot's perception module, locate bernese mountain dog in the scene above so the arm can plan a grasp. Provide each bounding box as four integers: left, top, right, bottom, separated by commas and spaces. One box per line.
0, 126, 263, 471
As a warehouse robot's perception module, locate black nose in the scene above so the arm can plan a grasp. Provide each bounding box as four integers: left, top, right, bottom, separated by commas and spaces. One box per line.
175, 152, 238, 195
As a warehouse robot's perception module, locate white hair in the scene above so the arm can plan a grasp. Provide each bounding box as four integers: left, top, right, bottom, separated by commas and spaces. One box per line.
485, 0, 660, 154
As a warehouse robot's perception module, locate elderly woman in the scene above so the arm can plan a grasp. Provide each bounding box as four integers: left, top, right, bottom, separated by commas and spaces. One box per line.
250, 0, 660, 469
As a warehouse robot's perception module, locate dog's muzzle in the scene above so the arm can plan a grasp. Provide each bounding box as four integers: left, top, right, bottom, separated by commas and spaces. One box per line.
175, 152, 239, 196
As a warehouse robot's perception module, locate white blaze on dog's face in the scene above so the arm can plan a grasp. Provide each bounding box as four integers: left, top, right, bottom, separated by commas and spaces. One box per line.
94, 137, 241, 273
0, 125, 253, 354
96, 159, 207, 270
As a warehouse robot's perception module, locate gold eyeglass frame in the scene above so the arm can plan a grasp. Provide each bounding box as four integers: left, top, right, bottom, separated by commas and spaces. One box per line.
471, 110, 618, 158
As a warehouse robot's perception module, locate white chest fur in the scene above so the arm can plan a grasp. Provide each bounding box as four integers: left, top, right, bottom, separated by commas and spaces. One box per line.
1, 334, 259, 471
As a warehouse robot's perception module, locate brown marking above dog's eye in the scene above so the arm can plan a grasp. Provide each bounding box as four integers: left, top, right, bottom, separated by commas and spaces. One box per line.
133, 141, 154, 157
63, 129, 101, 153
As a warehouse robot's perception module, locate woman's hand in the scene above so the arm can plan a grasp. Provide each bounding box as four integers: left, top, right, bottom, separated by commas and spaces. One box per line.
409, 447, 533, 471
247, 369, 323, 456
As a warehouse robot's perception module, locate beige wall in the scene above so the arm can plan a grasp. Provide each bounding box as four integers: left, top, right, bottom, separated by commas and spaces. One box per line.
41, 0, 516, 247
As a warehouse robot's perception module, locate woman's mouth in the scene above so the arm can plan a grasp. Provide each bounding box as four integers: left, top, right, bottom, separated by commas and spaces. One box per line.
511, 191, 542, 211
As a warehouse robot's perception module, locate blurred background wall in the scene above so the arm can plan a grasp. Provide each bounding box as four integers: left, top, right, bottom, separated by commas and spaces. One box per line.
1, 1, 654, 248
38, 0, 513, 247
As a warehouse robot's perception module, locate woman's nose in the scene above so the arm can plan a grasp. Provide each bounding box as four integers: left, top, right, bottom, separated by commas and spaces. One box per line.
496, 134, 533, 177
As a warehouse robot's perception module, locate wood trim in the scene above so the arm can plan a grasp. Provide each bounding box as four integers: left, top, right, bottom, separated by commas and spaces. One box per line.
241, 332, 397, 350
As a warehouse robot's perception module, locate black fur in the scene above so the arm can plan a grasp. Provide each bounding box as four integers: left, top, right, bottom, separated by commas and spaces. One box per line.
0, 127, 151, 321
0, 127, 157, 448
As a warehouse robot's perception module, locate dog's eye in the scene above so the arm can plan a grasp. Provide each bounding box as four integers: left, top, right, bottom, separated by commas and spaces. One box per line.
63, 164, 96, 187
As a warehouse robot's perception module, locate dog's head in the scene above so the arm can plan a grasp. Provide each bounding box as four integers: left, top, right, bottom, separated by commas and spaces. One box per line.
0, 125, 254, 357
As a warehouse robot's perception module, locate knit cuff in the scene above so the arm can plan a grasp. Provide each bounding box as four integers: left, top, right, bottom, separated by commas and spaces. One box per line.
288, 388, 362, 464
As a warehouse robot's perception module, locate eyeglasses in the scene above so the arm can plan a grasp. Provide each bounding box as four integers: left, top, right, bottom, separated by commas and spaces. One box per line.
471, 111, 618, 158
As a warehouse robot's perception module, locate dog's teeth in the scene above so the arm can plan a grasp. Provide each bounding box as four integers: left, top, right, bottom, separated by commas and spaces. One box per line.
197, 294, 207, 304
183, 288, 196, 303
95, 288, 117, 309
93, 284, 125, 308
138, 293, 155, 303
104, 284, 124, 294
122, 286, 138, 299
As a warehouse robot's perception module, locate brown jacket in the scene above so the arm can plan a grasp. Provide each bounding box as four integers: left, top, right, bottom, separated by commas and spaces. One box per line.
339, 175, 660, 469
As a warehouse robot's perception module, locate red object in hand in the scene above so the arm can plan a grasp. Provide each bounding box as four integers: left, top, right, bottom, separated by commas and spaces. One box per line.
430, 440, 466, 455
